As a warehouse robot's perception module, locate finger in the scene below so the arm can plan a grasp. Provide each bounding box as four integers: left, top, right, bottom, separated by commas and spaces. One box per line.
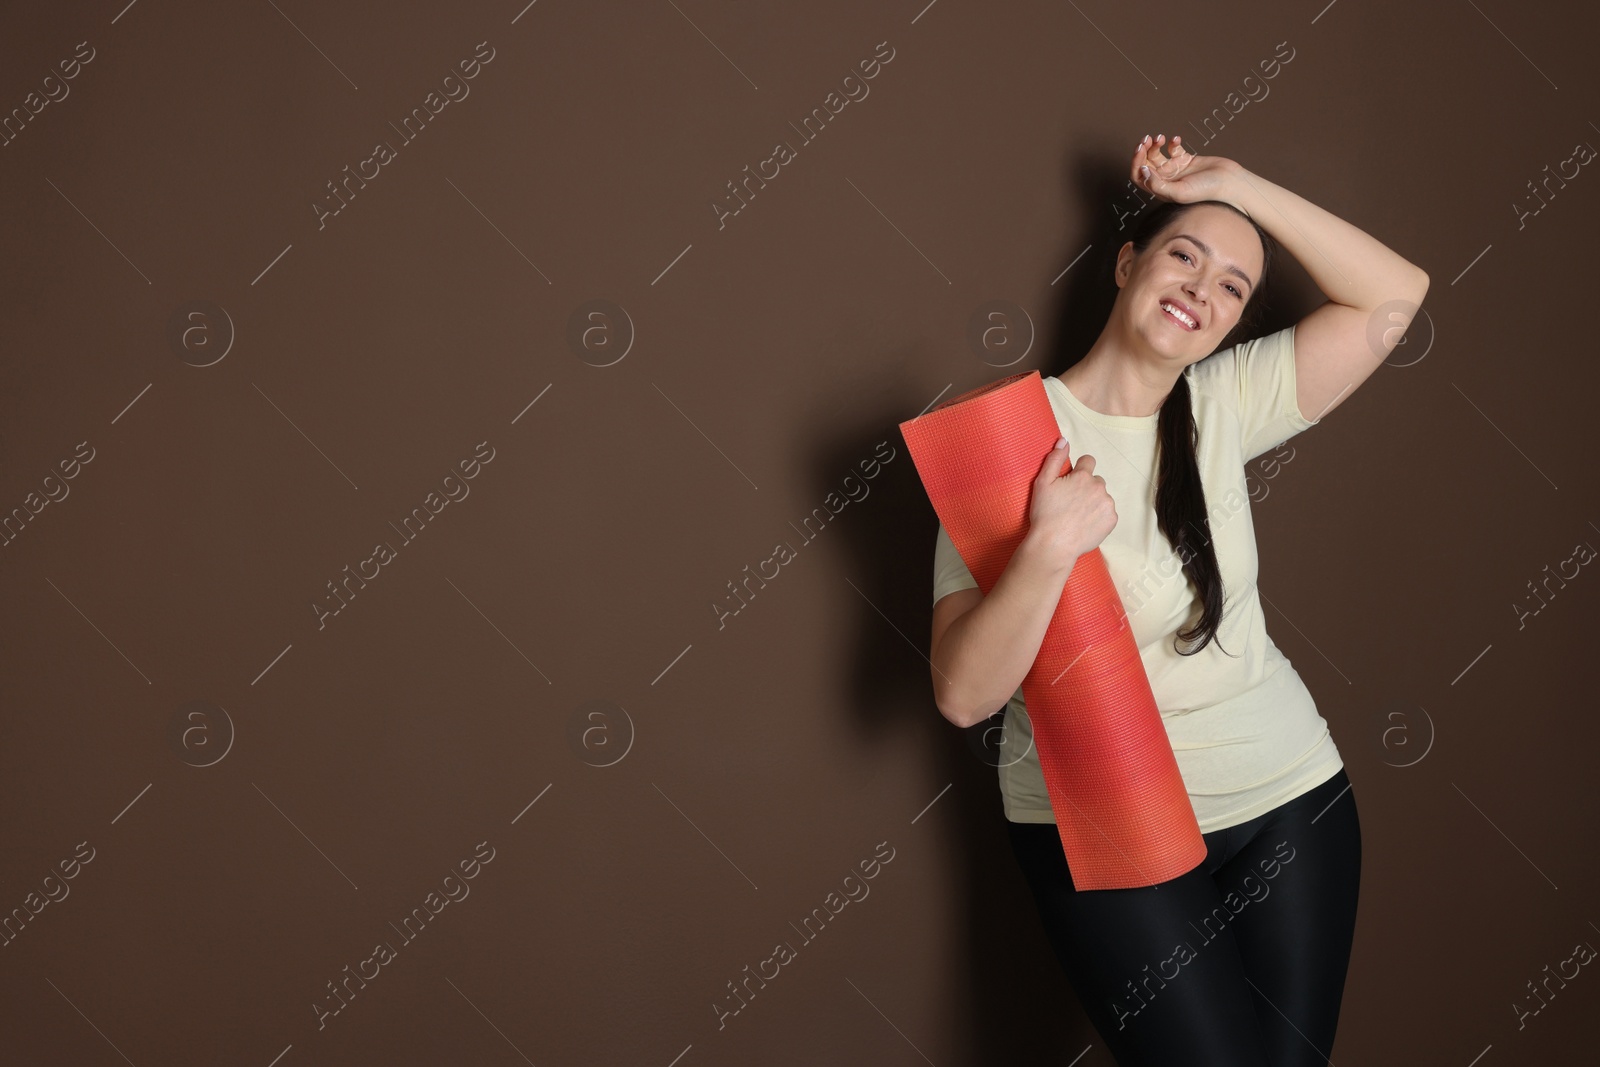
1041, 437, 1073, 479
1132, 135, 1154, 184
1053, 438, 1078, 477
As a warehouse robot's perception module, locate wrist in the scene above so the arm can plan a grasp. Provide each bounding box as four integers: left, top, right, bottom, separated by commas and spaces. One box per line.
1017, 526, 1077, 580
1218, 163, 1267, 218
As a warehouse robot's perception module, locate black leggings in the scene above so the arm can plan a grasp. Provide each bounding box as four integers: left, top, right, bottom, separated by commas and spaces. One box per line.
1006, 768, 1361, 1066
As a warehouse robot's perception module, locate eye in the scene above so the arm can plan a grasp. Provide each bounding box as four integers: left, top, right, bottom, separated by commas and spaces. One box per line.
1173, 249, 1244, 299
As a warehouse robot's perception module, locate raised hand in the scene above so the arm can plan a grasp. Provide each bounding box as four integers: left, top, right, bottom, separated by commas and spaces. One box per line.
1132, 133, 1240, 205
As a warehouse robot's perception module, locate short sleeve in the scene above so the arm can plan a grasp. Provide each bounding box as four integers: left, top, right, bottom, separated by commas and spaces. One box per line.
1209, 324, 1318, 462
932, 522, 980, 607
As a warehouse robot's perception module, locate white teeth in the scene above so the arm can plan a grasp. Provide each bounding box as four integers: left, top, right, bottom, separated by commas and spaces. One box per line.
1161, 301, 1197, 329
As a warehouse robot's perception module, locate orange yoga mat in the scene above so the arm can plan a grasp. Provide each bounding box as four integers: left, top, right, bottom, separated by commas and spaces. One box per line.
901, 371, 1206, 890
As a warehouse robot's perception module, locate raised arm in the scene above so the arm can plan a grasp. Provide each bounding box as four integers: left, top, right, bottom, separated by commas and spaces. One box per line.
1137, 135, 1431, 423
1224, 163, 1428, 422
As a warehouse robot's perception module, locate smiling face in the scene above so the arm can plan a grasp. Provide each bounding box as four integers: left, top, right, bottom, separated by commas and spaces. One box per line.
1113, 203, 1264, 363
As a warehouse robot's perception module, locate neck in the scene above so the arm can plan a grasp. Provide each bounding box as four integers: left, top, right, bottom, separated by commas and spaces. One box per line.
1061, 329, 1186, 418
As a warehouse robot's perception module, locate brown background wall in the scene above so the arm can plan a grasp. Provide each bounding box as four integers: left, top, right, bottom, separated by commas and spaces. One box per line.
2, 0, 1596, 1063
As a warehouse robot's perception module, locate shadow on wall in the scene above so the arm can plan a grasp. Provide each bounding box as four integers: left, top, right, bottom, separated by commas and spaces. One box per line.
786, 395, 1089, 1062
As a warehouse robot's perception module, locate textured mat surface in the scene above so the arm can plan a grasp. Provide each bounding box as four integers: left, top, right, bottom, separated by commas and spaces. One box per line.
902, 371, 1205, 890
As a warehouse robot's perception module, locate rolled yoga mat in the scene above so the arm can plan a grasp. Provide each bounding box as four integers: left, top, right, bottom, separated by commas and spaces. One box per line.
901, 371, 1206, 890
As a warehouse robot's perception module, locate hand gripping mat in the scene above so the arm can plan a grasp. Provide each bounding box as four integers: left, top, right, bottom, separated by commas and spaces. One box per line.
901, 371, 1206, 890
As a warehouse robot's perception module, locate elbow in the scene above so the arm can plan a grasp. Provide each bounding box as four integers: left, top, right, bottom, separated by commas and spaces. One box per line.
933, 688, 970, 729
1407, 266, 1430, 303
936, 688, 1000, 730
932, 679, 980, 729
937, 700, 974, 730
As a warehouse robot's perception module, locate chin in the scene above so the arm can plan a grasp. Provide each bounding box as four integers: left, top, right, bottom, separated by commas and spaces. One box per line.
1149, 319, 1202, 350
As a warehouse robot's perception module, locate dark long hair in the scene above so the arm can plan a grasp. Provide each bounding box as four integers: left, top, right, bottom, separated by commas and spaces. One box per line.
1119, 200, 1276, 657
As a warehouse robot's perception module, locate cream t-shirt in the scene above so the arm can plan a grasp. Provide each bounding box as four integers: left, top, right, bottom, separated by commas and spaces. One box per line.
931, 324, 1344, 833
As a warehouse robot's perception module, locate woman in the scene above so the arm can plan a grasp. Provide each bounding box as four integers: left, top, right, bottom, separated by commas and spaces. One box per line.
928, 134, 1429, 1066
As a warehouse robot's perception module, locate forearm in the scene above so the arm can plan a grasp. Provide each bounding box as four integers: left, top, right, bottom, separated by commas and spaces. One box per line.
1221, 164, 1429, 306
932, 530, 1075, 728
